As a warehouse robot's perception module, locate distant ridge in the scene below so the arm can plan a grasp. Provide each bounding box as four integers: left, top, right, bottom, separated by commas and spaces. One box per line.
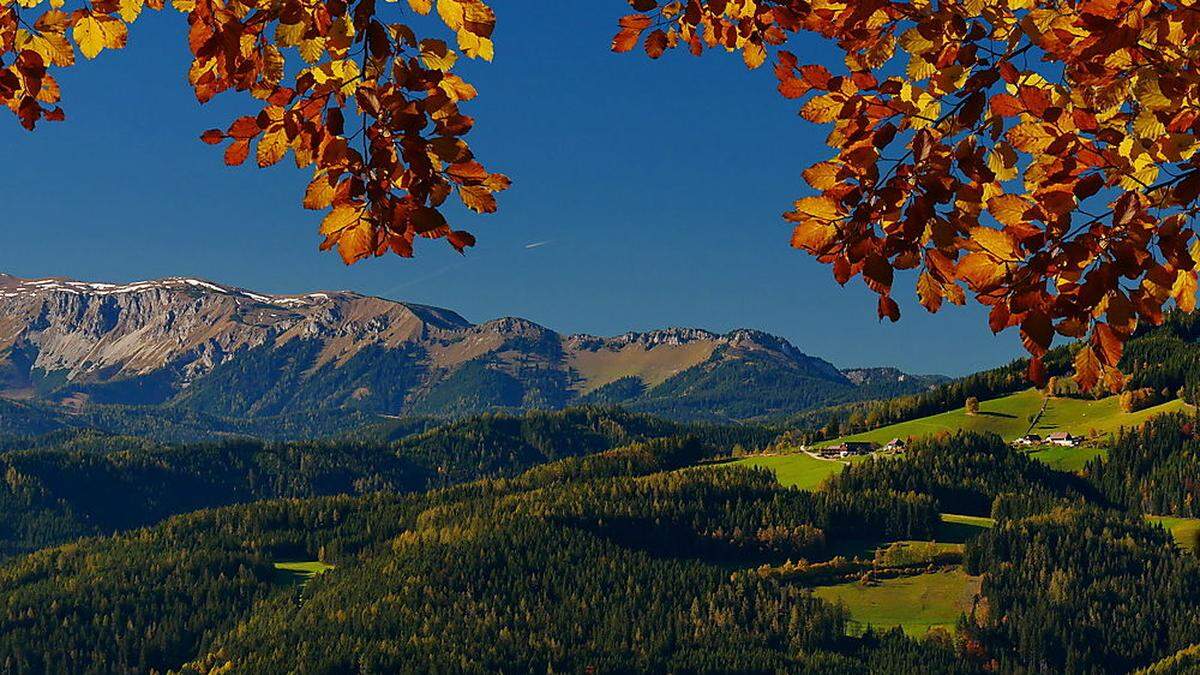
0, 272, 945, 422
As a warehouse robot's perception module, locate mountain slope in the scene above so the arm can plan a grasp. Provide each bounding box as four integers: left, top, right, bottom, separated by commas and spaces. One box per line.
0, 273, 941, 424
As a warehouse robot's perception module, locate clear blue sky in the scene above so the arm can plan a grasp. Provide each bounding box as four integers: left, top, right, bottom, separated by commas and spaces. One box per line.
0, 4, 1022, 375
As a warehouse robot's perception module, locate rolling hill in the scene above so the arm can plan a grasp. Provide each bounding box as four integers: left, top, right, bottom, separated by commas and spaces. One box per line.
827, 388, 1193, 446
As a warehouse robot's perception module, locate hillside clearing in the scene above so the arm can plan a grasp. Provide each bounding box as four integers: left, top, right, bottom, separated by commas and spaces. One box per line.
812, 569, 981, 636
273, 561, 334, 587
937, 513, 994, 542
1029, 445, 1107, 472
829, 390, 1191, 446
1149, 517, 1200, 553
732, 452, 852, 490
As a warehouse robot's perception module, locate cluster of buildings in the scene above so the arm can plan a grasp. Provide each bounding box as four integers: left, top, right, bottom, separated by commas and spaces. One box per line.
808, 430, 1084, 460
815, 438, 906, 459
1012, 432, 1082, 448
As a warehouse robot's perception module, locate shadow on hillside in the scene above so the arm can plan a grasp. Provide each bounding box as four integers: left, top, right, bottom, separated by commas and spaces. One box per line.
976, 411, 1017, 419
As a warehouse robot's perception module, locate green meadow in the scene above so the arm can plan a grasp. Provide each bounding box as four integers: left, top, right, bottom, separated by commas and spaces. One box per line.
828, 389, 1191, 447
732, 452, 851, 490
812, 569, 981, 636
1029, 445, 1107, 472
1149, 517, 1200, 553
273, 561, 335, 587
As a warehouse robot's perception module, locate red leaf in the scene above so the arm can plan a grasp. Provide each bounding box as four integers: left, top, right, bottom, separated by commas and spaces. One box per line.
877, 295, 900, 322
224, 140, 250, 166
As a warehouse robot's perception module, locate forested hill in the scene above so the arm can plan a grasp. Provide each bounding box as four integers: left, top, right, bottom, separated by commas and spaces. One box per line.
1, 429, 1197, 673
0, 273, 943, 432
0, 407, 776, 559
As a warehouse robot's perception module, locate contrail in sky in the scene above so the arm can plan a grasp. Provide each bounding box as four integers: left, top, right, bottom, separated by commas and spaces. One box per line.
525, 241, 550, 250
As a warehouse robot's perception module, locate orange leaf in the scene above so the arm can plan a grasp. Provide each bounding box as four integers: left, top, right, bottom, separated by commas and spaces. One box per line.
986, 194, 1031, 228
224, 140, 250, 166
1073, 345, 1101, 392
1092, 322, 1123, 366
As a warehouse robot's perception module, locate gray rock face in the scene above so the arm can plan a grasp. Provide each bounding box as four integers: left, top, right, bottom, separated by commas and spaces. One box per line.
0, 276, 463, 396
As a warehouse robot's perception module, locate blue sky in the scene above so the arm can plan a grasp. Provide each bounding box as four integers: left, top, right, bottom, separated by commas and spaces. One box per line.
0, 4, 1023, 375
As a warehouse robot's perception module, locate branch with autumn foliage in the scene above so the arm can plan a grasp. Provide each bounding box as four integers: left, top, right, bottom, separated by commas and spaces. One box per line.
1, 0, 509, 263
613, 0, 1200, 393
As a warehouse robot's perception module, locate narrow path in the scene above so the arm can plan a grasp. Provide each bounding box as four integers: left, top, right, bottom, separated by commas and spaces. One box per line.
1023, 394, 1050, 436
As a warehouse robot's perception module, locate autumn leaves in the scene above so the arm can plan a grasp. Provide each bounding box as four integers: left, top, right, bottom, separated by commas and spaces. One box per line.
3, 0, 508, 265
611, 0, 1200, 393
189, 0, 509, 265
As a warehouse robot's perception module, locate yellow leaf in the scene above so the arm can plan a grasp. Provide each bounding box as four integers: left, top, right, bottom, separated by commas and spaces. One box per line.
320, 205, 365, 236
17, 30, 75, 67
968, 225, 1019, 260
790, 196, 843, 222
742, 42, 766, 69
276, 22, 305, 47
1007, 122, 1054, 153
803, 162, 842, 190
1134, 75, 1172, 111
98, 16, 127, 49
263, 44, 284, 84
898, 27, 934, 55
437, 0, 464, 31
332, 220, 376, 264
408, 0, 433, 12
303, 173, 336, 210
456, 29, 493, 61
916, 271, 943, 312
987, 142, 1019, 182
1133, 108, 1164, 140
256, 127, 290, 168
800, 94, 842, 123
438, 73, 477, 101
906, 55, 936, 82
420, 39, 457, 71
1172, 270, 1198, 313
35, 73, 61, 103
72, 16, 106, 59
299, 38, 326, 64
118, 0, 144, 23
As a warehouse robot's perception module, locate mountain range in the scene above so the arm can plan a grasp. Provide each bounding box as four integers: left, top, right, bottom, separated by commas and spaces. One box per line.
0, 273, 944, 424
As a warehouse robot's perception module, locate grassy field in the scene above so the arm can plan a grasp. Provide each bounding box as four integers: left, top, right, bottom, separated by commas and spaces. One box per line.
273, 561, 334, 587
812, 569, 981, 636
732, 452, 851, 490
1029, 445, 1107, 472
937, 513, 994, 542
829, 389, 1191, 446
1148, 517, 1200, 553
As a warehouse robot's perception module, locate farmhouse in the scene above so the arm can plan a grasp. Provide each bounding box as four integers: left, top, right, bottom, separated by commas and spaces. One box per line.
1012, 434, 1042, 447
1047, 432, 1081, 447
820, 441, 877, 459
882, 438, 907, 452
